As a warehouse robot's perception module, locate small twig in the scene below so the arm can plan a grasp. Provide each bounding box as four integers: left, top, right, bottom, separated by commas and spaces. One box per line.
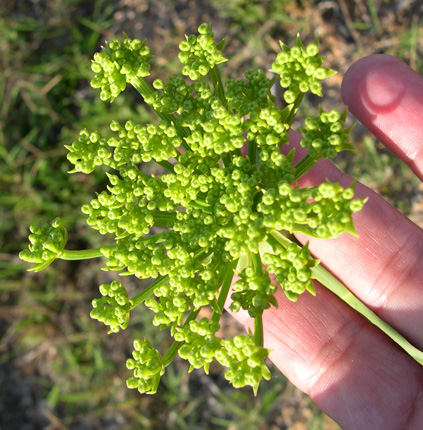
338, 0, 363, 50
44, 410, 71, 430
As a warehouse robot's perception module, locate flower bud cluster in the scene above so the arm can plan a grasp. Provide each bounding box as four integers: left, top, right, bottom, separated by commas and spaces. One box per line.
66, 129, 113, 174
183, 98, 245, 157
314, 181, 366, 237
270, 36, 336, 103
19, 218, 66, 271
263, 241, 318, 301
109, 119, 181, 164
225, 69, 275, 116
258, 181, 366, 239
230, 267, 277, 317
215, 156, 266, 257
178, 23, 227, 80
147, 76, 194, 114
102, 233, 176, 278
161, 152, 220, 206
175, 321, 271, 392
82, 184, 148, 238
81, 162, 175, 237
21, 24, 365, 395
126, 339, 164, 394
91, 35, 153, 101
173, 207, 221, 252
145, 282, 192, 327
258, 149, 295, 188
90, 280, 132, 333
219, 335, 271, 394
175, 318, 221, 373
247, 106, 290, 148
300, 108, 354, 159
144, 255, 224, 328
175, 81, 219, 129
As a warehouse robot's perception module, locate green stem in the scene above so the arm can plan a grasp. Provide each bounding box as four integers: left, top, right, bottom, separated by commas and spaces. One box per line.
291, 223, 319, 238
312, 264, 423, 365
269, 230, 292, 249
221, 153, 233, 169
188, 199, 213, 213
209, 66, 226, 107
130, 276, 169, 309
59, 248, 104, 260
209, 65, 234, 170
254, 314, 263, 347
129, 75, 155, 97
130, 76, 189, 147
248, 138, 257, 166
162, 308, 200, 366
286, 92, 304, 126
268, 75, 278, 89
293, 154, 318, 180
143, 230, 172, 244
211, 259, 238, 324
233, 148, 242, 157
158, 160, 175, 173
251, 252, 264, 347
251, 252, 262, 273
153, 213, 176, 227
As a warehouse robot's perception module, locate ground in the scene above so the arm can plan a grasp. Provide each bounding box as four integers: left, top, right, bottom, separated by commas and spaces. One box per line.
1, 1, 422, 429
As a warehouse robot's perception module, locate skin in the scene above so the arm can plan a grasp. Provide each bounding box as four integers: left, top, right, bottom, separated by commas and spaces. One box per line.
228, 55, 423, 429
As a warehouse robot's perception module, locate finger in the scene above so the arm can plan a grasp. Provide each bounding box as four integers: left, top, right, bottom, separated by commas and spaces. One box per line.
341, 54, 423, 181
228, 283, 423, 430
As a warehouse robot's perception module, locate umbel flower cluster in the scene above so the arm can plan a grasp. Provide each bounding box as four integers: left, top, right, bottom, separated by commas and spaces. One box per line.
20, 23, 365, 395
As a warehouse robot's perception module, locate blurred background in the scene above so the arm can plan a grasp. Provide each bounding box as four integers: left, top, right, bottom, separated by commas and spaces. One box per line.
1, 0, 423, 429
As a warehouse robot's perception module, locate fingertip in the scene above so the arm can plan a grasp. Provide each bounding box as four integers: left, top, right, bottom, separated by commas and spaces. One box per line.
341, 54, 423, 179
341, 54, 408, 116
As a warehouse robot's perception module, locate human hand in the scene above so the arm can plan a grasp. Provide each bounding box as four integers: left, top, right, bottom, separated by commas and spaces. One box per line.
228, 55, 423, 429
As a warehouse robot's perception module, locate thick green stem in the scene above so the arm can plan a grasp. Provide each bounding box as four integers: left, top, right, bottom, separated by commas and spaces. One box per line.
129, 75, 155, 98
59, 248, 105, 260
269, 230, 292, 249
254, 314, 263, 347
251, 252, 264, 346
248, 138, 257, 166
312, 264, 423, 365
291, 223, 319, 238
